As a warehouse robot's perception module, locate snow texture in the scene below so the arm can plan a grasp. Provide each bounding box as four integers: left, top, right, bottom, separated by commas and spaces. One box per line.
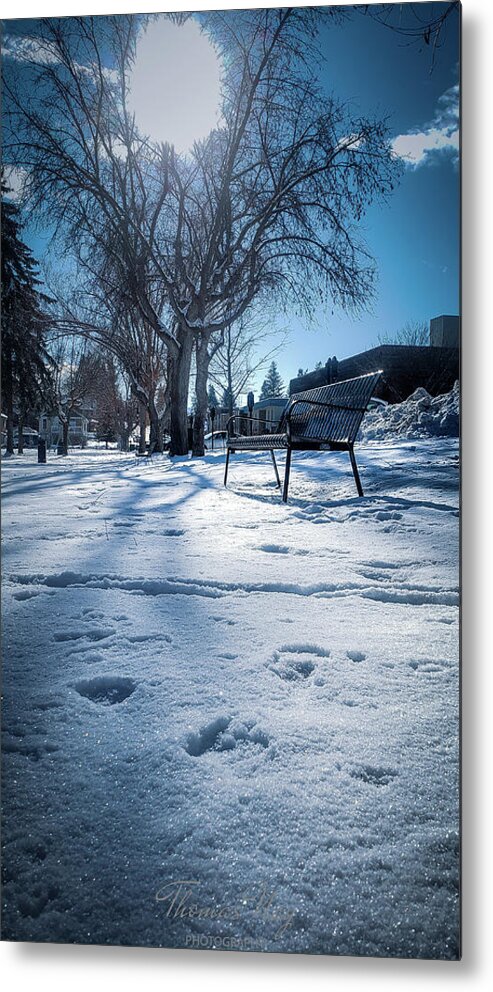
1, 432, 459, 958
360, 382, 459, 440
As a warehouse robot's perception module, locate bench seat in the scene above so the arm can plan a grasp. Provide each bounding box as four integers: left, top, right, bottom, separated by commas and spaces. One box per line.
224, 371, 382, 502
230, 433, 288, 450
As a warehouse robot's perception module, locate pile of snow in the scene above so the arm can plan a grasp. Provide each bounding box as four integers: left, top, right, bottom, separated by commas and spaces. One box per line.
360, 382, 459, 440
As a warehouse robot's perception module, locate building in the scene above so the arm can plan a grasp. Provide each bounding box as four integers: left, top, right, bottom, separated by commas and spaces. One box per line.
39, 413, 89, 448
289, 315, 460, 403
237, 396, 288, 433
430, 314, 460, 349
207, 406, 233, 433
211, 396, 288, 434
13, 427, 39, 448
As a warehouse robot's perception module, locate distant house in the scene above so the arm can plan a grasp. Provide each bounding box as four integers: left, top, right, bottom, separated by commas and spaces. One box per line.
39, 413, 89, 447
206, 406, 231, 433
238, 395, 287, 433
212, 396, 288, 434
13, 427, 39, 448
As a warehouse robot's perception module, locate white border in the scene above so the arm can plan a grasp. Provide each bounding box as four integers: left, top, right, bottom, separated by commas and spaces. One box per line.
2, 1, 492, 989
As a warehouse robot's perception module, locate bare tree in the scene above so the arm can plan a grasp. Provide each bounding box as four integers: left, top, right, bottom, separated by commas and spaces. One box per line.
208, 315, 286, 417
83, 352, 140, 450
159, 7, 399, 451
377, 319, 430, 347
46, 251, 170, 453
4, 9, 399, 455
3, 16, 182, 443
363, 3, 459, 70
48, 337, 101, 453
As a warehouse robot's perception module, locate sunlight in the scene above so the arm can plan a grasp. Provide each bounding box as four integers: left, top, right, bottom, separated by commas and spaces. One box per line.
127, 16, 222, 154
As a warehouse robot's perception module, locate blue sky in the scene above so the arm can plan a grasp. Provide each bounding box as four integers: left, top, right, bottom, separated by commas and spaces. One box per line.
2, 3, 460, 395
272, 3, 460, 388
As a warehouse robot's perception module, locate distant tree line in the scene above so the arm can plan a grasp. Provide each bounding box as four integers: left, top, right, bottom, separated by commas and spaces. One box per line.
1, 179, 141, 455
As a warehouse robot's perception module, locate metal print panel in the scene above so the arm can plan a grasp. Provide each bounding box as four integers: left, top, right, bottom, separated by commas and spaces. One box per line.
1, 2, 461, 959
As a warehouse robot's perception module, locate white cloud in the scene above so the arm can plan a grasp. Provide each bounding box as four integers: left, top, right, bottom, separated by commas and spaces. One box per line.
2, 35, 61, 66
2, 32, 117, 83
392, 83, 459, 168
3, 166, 28, 201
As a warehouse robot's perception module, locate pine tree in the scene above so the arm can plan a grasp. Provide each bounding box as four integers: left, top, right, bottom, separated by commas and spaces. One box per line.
221, 386, 235, 413
259, 361, 285, 400
208, 384, 219, 408
1, 179, 53, 454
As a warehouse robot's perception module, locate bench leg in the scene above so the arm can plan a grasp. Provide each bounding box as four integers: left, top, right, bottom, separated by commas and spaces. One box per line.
348, 445, 364, 497
282, 448, 292, 503
224, 447, 231, 486
270, 450, 281, 488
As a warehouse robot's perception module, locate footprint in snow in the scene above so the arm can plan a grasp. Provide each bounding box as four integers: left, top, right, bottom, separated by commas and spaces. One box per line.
267, 643, 330, 682
54, 627, 115, 643
346, 650, 366, 663
408, 658, 451, 673
17, 883, 60, 919
2, 737, 59, 762
184, 716, 269, 756
350, 765, 398, 787
12, 589, 44, 601
74, 676, 137, 706
258, 543, 309, 556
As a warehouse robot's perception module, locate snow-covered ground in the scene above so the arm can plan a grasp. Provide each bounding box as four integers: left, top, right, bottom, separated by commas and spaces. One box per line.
1, 438, 459, 958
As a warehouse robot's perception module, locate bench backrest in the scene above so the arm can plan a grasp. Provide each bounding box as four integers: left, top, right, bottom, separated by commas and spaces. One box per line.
284, 371, 382, 444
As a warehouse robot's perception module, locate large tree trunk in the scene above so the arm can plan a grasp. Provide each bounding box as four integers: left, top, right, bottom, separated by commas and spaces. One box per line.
6, 413, 15, 455
169, 330, 193, 456
138, 402, 147, 454
226, 335, 235, 417
227, 374, 235, 418
148, 395, 164, 454
192, 332, 210, 457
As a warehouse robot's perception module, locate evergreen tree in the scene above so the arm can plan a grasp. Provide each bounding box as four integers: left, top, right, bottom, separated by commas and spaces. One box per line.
208, 384, 219, 408
1, 179, 53, 453
259, 362, 285, 400
90, 355, 122, 448
221, 386, 234, 413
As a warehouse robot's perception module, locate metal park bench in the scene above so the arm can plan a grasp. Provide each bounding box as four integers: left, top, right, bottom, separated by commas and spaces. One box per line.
224, 371, 382, 503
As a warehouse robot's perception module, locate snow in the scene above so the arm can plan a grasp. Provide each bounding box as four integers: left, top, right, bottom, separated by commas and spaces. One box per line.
360, 382, 459, 440
1, 437, 459, 958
